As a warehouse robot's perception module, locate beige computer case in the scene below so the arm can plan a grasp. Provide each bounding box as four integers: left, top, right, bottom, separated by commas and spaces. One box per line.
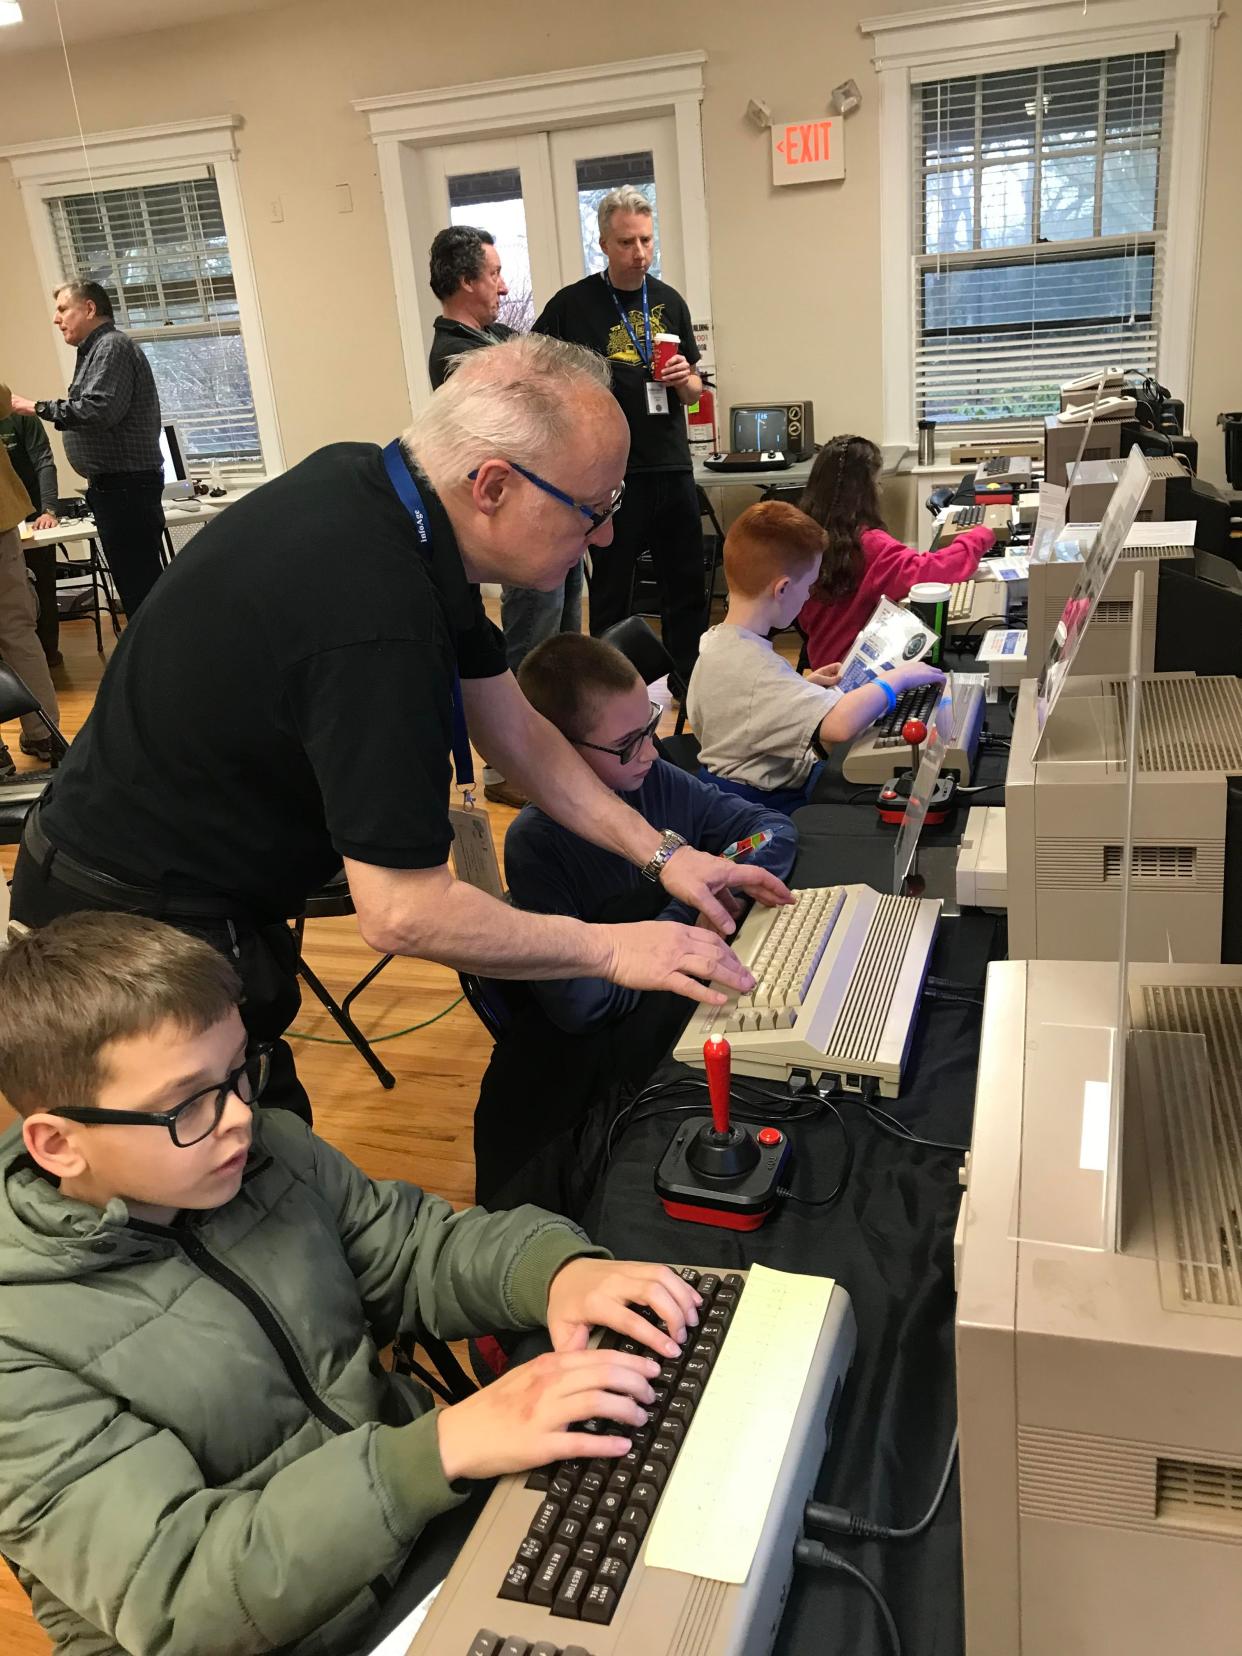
1025, 543, 1193, 679
956, 959, 1242, 1656
1065, 454, 1183, 523
1043, 413, 1126, 485
1005, 674, 1242, 962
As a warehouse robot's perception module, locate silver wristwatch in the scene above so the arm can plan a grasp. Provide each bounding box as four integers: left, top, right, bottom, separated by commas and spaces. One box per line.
640, 828, 689, 883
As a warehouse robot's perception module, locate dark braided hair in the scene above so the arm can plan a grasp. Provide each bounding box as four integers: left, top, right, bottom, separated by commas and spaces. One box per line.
800, 435, 885, 602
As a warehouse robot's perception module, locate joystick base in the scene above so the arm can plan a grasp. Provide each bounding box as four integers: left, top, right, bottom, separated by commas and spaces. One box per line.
656, 1113, 791, 1230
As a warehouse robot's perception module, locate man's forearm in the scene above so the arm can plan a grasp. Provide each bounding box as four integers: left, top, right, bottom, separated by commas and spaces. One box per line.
352, 867, 613, 979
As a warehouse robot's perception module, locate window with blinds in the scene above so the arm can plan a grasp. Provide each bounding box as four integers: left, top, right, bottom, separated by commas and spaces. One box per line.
46, 171, 263, 471
914, 51, 1169, 436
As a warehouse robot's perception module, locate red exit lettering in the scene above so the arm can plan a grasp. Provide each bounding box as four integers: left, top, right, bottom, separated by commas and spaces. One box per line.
776, 119, 833, 165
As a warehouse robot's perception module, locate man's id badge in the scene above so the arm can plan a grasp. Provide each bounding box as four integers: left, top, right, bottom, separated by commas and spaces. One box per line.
645, 381, 671, 416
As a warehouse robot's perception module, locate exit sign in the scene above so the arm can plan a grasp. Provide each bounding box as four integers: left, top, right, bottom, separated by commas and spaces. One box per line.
771, 116, 845, 186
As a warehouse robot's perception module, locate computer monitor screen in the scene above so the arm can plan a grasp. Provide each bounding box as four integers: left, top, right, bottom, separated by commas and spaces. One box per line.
731, 407, 788, 453
159, 424, 188, 485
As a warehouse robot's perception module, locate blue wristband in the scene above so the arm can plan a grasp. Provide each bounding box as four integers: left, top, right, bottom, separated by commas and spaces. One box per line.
875, 678, 897, 714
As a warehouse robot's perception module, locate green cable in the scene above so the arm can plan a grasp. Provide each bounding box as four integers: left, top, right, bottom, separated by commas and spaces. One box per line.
287, 994, 463, 1046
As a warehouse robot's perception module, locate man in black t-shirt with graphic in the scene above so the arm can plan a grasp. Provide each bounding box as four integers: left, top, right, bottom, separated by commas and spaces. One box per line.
533, 186, 706, 690
11, 336, 786, 1119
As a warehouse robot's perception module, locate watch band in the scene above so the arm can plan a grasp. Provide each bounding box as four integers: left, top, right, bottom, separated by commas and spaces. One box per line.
640, 829, 689, 883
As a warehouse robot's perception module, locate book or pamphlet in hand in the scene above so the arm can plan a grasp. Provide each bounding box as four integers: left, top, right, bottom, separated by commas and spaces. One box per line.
837, 595, 938, 693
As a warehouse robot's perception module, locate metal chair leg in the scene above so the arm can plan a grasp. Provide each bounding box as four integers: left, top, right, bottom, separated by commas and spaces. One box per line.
295, 953, 396, 1090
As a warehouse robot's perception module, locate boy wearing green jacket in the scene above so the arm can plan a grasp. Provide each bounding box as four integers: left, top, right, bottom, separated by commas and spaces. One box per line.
0, 912, 699, 1656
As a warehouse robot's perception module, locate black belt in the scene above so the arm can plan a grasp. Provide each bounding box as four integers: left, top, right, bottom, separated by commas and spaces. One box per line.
22, 802, 245, 922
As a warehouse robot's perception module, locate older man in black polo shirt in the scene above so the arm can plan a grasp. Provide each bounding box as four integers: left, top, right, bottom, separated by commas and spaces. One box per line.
12, 335, 786, 1119
10, 280, 165, 620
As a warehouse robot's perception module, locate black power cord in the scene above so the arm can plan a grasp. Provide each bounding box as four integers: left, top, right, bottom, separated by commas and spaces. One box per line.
794, 1539, 903, 1656
805, 1427, 960, 1541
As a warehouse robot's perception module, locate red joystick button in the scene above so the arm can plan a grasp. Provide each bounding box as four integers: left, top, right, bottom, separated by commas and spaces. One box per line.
757, 1127, 783, 1147
902, 718, 928, 747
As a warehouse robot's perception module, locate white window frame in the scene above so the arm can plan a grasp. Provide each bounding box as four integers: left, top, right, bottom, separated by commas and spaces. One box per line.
0, 115, 284, 479
353, 52, 712, 418
860, 0, 1220, 451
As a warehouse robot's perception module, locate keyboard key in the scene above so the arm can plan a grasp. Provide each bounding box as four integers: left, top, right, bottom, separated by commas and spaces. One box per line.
530, 1645, 561, 1656
579, 1470, 604, 1499
683, 1356, 711, 1384
666, 1395, 695, 1427
468, 1631, 504, 1656
552, 1563, 592, 1618
676, 1376, 703, 1405
524, 1466, 554, 1492
596, 1490, 624, 1521
648, 1435, 677, 1466
527, 1540, 572, 1606
678, 1267, 701, 1288
573, 1539, 603, 1572
515, 1535, 545, 1568
605, 1467, 633, 1496
637, 1457, 667, 1491
596, 1553, 629, 1594
697, 1273, 720, 1300
499, 1561, 533, 1602
629, 1479, 660, 1515
618, 1505, 649, 1540
498, 1641, 531, 1656
581, 1580, 618, 1625
556, 1516, 584, 1548
528, 1501, 562, 1542
586, 1514, 613, 1545
549, 1474, 574, 1504
606, 1529, 639, 1566
568, 1493, 594, 1522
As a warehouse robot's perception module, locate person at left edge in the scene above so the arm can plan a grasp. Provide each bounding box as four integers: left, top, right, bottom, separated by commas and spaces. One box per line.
10, 335, 791, 1122
0, 390, 62, 667
9, 280, 165, 622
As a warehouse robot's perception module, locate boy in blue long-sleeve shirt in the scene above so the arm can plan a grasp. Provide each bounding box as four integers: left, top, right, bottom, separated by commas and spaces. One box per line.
506, 633, 797, 1033
474, 634, 796, 1215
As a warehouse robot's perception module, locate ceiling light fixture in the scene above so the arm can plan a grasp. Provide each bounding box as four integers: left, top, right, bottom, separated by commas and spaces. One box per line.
0, 1, 23, 26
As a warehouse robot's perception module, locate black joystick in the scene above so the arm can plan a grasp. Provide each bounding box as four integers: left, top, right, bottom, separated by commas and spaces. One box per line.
656, 1036, 791, 1231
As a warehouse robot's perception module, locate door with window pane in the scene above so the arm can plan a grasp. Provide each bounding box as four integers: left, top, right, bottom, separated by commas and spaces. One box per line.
420, 136, 561, 340
548, 118, 685, 292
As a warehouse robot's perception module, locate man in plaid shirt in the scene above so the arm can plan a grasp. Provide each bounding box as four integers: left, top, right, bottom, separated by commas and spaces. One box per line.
10, 281, 165, 620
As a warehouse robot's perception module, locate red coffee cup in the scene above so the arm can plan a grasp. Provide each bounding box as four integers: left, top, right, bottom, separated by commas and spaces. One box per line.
652, 333, 680, 380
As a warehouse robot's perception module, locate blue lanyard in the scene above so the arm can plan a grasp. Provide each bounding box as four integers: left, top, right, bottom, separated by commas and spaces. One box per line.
603, 272, 652, 371
381, 439, 475, 791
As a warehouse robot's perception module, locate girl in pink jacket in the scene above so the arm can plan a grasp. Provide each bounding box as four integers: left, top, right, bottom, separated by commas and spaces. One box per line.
797, 434, 995, 670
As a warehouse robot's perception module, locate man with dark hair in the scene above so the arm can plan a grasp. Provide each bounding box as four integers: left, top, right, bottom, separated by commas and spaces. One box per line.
427, 226, 580, 809
9, 280, 166, 620
427, 227, 514, 391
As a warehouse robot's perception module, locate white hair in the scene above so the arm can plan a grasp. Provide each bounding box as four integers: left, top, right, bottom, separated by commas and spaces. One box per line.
403, 333, 612, 480
597, 185, 654, 241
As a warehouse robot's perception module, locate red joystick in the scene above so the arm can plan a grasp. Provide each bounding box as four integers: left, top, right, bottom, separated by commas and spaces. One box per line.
704, 1035, 732, 1135
902, 716, 927, 773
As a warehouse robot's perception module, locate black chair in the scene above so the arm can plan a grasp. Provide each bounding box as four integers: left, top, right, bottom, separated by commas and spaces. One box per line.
0, 663, 70, 847
599, 615, 701, 774
50, 499, 122, 651
291, 871, 396, 1089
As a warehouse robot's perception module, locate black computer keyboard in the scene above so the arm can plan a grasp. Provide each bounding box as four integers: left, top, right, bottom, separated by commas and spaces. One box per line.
873, 683, 940, 748
467, 1634, 597, 1656
496, 1269, 745, 1628
951, 504, 984, 527
980, 456, 1012, 477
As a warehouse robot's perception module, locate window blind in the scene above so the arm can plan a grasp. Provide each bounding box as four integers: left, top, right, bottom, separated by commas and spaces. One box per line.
913, 51, 1170, 438
47, 171, 263, 471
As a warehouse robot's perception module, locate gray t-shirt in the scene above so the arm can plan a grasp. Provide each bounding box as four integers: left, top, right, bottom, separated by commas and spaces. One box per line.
687, 623, 842, 790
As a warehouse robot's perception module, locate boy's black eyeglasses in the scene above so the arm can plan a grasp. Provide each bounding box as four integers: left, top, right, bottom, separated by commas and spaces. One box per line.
46, 1046, 272, 1148
574, 701, 663, 765
467, 460, 626, 534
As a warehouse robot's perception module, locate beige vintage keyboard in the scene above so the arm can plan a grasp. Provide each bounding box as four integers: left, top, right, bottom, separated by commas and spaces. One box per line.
842, 677, 985, 785
947, 578, 1009, 634
411, 1267, 857, 1656
673, 884, 940, 1096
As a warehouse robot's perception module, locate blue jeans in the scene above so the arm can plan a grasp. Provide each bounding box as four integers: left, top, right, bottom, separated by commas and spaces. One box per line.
499, 559, 584, 673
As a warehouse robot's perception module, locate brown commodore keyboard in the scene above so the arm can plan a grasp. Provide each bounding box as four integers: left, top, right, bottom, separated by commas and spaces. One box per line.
410, 1267, 857, 1655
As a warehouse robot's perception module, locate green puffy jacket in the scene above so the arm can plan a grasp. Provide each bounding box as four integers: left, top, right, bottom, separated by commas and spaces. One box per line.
0, 1109, 602, 1655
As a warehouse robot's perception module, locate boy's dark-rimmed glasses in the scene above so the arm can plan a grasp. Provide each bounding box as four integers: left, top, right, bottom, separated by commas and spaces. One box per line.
46, 1045, 272, 1147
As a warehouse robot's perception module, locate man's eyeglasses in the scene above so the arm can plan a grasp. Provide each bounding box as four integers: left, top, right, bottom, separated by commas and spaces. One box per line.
575, 701, 663, 766
468, 460, 626, 534
46, 1045, 272, 1148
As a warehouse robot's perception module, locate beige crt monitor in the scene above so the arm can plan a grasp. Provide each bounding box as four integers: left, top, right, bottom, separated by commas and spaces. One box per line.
1006, 673, 1242, 962
1026, 540, 1193, 679
956, 958, 1242, 1656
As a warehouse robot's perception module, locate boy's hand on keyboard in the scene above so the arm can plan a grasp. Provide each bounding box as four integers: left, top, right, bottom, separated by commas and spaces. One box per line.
546, 1260, 702, 1358
598, 919, 758, 1004
656, 845, 792, 936
805, 662, 843, 688
435, 1349, 659, 1480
